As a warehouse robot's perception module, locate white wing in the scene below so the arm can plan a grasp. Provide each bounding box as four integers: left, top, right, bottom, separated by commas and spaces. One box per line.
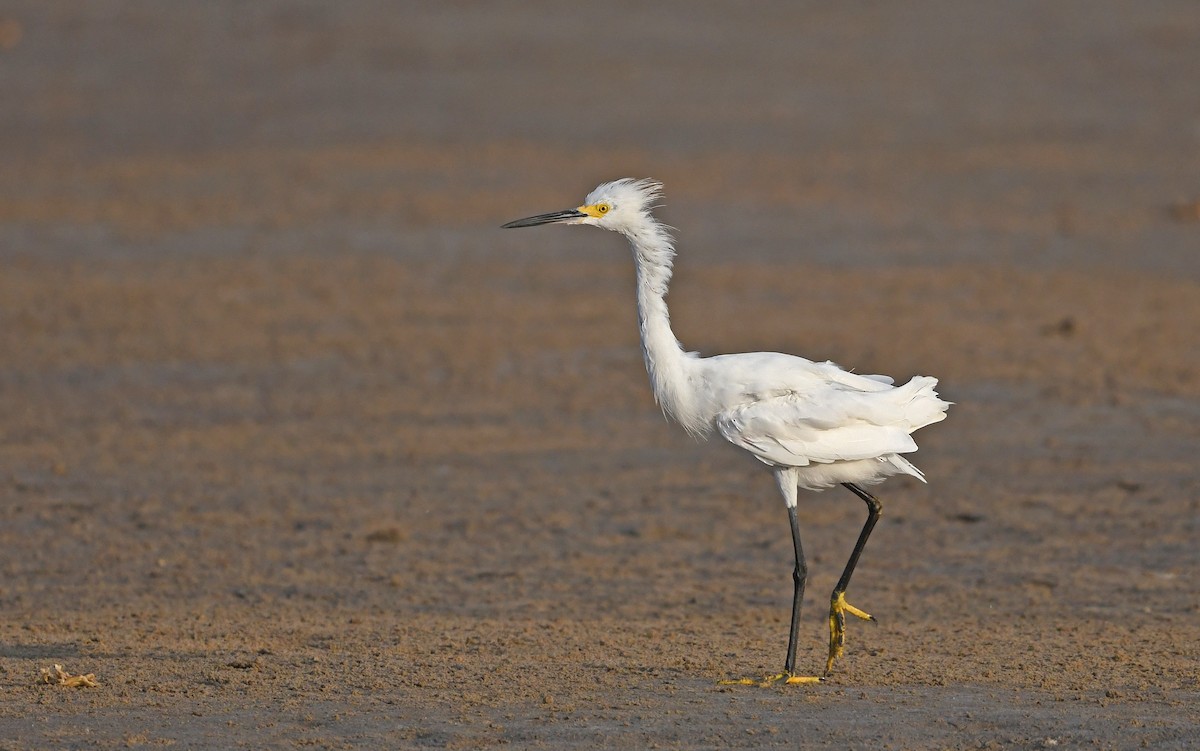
700, 353, 895, 400
714, 374, 946, 469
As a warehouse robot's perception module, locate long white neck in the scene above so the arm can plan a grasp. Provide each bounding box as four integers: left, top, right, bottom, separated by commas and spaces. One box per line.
622, 217, 702, 433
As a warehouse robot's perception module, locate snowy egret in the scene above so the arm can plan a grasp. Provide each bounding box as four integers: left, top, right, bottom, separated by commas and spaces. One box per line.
503, 179, 950, 684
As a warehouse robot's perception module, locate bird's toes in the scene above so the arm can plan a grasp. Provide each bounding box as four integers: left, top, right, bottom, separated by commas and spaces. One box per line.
716, 677, 761, 686
784, 674, 824, 685
719, 672, 824, 687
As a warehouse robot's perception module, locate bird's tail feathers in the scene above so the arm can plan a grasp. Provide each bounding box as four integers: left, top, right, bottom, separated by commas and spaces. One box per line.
887, 454, 927, 483
896, 376, 951, 432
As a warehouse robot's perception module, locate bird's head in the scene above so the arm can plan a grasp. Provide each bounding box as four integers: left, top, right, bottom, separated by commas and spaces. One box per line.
502, 178, 663, 234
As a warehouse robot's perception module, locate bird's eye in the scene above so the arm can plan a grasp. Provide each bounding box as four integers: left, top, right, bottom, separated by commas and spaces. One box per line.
597, 204, 609, 214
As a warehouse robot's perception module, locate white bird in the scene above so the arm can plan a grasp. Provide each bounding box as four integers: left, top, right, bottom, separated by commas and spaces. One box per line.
503, 179, 950, 684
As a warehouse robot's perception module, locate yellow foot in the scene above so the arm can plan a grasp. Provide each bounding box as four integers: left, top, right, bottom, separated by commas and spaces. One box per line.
718, 672, 824, 687
826, 590, 876, 675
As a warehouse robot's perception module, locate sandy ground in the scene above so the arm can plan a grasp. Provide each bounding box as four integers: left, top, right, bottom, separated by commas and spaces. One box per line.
2, 2, 1199, 748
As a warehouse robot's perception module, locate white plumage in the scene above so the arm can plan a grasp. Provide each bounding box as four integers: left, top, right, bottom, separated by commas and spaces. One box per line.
503, 178, 950, 683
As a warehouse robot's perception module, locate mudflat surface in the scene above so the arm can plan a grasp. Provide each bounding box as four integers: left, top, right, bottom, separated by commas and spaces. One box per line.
2, 2, 1199, 748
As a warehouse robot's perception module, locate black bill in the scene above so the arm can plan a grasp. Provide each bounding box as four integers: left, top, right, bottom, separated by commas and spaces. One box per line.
501, 209, 586, 228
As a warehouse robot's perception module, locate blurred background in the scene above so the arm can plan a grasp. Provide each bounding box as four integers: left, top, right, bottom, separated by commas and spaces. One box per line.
1, 2, 1198, 747
4, 1, 1198, 271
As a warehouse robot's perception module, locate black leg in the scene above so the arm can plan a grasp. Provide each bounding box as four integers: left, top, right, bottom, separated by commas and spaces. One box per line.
783, 503, 808, 675
833, 483, 883, 595
825, 482, 883, 675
